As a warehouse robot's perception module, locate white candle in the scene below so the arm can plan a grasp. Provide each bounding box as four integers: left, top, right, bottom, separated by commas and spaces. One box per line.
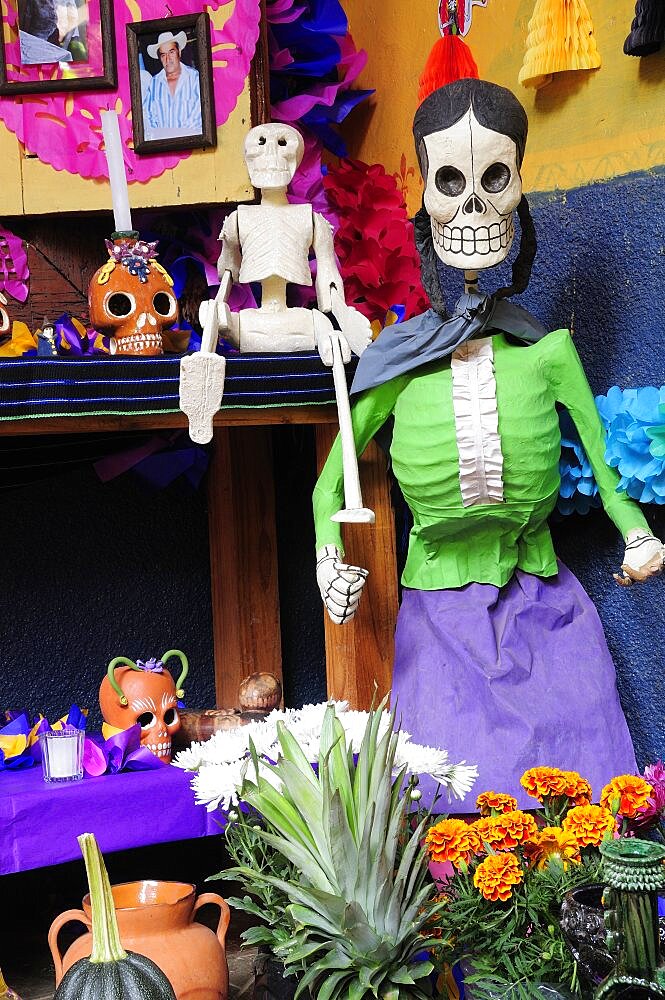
48, 735, 78, 777
41, 730, 83, 781
100, 110, 133, 233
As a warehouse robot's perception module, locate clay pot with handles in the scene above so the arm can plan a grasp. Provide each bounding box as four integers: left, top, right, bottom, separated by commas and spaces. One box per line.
49, 880, 230, 999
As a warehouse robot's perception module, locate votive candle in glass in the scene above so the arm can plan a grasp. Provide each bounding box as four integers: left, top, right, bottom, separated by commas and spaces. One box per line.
39, 729, 84, 782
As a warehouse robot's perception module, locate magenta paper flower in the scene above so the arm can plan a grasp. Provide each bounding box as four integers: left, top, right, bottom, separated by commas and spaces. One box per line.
0, 225, 29, 303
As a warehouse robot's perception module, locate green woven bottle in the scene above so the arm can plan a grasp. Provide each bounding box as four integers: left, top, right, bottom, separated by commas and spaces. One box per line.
596, 839, 665, 1000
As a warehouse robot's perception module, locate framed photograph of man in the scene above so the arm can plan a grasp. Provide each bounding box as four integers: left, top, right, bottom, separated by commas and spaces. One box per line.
126, 13, 216, 155
0, 0, 116, 94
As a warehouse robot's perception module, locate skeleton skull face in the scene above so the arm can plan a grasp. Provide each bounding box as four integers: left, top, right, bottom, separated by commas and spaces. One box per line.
99, 664, 181, 761
421, 109, 522, 271
244, 123, 304, 190
88, 240, 179, 356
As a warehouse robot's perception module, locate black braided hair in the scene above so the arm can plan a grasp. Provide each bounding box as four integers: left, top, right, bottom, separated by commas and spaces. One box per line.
495, 194, 537, 299
412, 79, 536, 312
414, 203, 449, 317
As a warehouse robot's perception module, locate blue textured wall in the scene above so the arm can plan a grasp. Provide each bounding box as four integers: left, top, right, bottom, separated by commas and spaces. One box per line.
0, 429, 327, 727
439, 168, 665, 767
0, 460, 217, 729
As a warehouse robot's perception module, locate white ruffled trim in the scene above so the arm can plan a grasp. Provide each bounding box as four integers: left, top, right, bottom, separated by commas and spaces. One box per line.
451, 337, 504, 507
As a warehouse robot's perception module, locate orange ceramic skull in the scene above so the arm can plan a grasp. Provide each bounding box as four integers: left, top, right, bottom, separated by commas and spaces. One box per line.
0, 292, 9, 336
99, 650, 189, 762
88, 237, 179, 356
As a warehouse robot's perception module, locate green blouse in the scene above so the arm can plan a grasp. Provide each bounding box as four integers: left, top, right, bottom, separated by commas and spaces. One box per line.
313, 329, 649, 590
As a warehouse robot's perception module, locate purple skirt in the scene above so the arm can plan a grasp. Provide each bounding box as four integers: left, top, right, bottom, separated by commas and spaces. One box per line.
391, 563, 637, 812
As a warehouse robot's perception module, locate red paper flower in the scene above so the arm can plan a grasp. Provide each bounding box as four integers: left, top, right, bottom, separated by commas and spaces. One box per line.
324, 159, 429, 324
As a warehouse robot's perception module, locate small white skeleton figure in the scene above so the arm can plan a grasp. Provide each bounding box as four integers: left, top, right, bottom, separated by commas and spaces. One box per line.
202, 122, 371, 363
181, 122, 374, 523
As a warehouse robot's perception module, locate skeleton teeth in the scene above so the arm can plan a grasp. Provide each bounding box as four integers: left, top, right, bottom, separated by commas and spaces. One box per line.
433, 217, 514, 256
116, 331, 164, 354
145, 739, 172, 759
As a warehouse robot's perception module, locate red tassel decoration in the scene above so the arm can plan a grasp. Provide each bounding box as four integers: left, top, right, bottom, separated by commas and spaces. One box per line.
418, 33, 479, 101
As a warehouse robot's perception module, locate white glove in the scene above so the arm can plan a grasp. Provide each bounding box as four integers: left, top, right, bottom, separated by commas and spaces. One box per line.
614, 528, 665, 587
316, 544, 368, 624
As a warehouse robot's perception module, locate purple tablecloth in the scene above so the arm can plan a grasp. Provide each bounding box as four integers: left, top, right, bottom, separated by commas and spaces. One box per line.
0, 765, 221, 874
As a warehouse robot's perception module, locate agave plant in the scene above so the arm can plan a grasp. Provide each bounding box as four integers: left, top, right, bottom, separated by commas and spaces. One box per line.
229, 702, 442, 1000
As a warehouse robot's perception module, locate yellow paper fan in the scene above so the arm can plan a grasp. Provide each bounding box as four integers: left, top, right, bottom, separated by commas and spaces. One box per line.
519, 0, 601, 89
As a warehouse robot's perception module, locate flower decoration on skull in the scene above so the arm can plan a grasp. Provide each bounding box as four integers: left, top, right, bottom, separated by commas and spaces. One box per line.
105, 238, 159, 283
88, 237, 179, 356
98, 649, 189, 762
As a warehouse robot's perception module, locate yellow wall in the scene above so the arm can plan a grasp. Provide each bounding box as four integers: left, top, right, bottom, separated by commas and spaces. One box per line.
344, 0, 665, 215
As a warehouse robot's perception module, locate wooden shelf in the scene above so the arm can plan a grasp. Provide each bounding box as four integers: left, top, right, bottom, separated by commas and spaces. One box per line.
0, 404, 339, 435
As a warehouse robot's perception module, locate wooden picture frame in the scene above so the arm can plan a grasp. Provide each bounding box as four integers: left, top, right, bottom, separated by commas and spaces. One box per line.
0, 0, 116, 94
126, 12, 216, 156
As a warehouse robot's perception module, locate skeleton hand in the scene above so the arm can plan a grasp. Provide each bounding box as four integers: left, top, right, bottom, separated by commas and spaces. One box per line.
328, 289, 373, 357
313, 316, 351, 366
199, 298, 231, 337
316, 544, 368, 624
613, 528, 665, 587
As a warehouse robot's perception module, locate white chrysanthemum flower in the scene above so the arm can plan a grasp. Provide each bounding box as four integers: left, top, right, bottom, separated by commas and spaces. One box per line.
198, 728, 254, 766
172, 744, 205, 771
434, 762, 479, 801
264, 706, 298, 727
393, 736, 450, 776
338, 709, 398, 753
392, 734, 478, 801
241, 719, 280, 759
336, 710, 371, 753
191, 759, 247, 812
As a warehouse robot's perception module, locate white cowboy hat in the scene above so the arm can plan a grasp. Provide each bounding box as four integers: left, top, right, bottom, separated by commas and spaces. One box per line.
147, 30, 188, 59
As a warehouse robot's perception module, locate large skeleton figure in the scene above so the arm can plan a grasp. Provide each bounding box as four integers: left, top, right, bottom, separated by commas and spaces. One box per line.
314, 79, 664, 804
180, 123, 372, 464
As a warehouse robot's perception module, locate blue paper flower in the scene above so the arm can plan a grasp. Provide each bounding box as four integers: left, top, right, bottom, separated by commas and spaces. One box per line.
557, 409, 601, 516
556, 387, 665, 514
596, 385, 665, 504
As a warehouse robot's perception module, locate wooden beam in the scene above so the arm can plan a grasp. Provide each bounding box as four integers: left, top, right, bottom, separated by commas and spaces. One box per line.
207, 425, 282, 708
0, 404, 339, 436
315, 425, 398, 709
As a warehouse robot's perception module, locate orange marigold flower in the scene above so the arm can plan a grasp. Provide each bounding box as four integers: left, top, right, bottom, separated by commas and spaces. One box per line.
523, 826, 581, 870
473, 810, 538, 851
562, 804, 615, 847
473, 852, 524, 901
562, 771, 592, 805
600, 775, 654, 819
520, 766, 570, 801
425, 818, 481, 867
476, 791, 519, 816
